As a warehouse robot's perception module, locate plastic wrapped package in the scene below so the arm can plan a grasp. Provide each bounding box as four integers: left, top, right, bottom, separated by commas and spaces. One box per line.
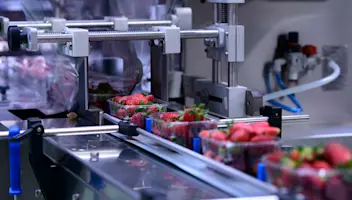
150, 113, 218, 149
1, 55, 78, 114
200, 132, 279, 175
263, 153, 352, 200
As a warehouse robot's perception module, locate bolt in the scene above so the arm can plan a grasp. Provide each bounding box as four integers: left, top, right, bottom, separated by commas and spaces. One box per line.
225, 52, 228, 55
90, 152, 99, 162
72, 193, 80, 200
35, 189, 42, 198
36, 127, 42, 133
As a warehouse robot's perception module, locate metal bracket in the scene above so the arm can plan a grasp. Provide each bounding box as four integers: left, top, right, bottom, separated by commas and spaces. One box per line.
23, 27, 38, 51
0, 16, 9, 37
61, 28, 89, 57
104, 16, 129, 31
47, 18, 67, 32
227, 25, 244, 62
208, 0, 245, 3
260, 106, 282, 138
152, 26, 180, 54
171, 7, 193, 30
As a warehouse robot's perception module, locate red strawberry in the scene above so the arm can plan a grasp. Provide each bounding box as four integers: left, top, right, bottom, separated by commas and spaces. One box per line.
311, 160, 331, 170
116, 108, 128, 119
323, 142, 352, 167
204, 151, 214, 158
267, 151, 285, 163
130, 112, 145, 128
161, 112, 179, 122
253, 126, 280, 136
250, 135, 276, 143
147, 105, 162, 114
251, 121, 270, 127
228, 129, 250, 142
210, 131, 227, 141
112, 96, 121, 102
230, 122, 254, 135
290, 149, 300, 161
199, 130, 211, 137
173, 124, 189, 137
146, 95, 154, 102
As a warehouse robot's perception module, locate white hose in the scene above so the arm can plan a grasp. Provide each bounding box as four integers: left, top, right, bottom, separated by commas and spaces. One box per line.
263, 59, 341, 101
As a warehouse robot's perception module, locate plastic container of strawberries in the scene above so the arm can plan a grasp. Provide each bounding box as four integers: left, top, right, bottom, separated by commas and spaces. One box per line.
108, 98, 167, 128
200, 130, 279, 175
263, 153, 352, 200
150, 112, 218, 149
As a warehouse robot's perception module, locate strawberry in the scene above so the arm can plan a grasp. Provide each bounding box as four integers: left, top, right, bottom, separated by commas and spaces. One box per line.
323, 142, 352, 167
112, 96, 121, 102
250, 135, 276, 143
161, 112, 179, 122
267, 151, 285, 163
253, 126, 280, 137
130, 112, 145, 128
299, 147, 316, 162
290, 149, 300, 161
178, 104, 208, 122
199, 130, 211, 137
146, 105, 163, 115
311, 160, 331, 170
210, 131, 227, 141
116, 108, 128, 119
228, 129, 250, 142
204, 151, 214, 158
251, 121, 270, 127
146, 95, 154, 102
230, 122, 254, 135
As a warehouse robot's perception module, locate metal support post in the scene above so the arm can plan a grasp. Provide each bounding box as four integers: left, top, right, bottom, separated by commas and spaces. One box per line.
150, 40, 169, 101
76, 57, 89, 114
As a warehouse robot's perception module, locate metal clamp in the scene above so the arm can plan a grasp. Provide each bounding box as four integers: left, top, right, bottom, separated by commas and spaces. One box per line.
0, 16, 9, 36
153, 25, 181, 54
47, 18, 67, 32
227, 25, 244, 62
61, 28, 89, 57
171, 7, 193, 30
104, 16, 129, 31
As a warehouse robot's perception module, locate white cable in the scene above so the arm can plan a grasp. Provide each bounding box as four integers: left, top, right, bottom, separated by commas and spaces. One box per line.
263, 59, 341, 101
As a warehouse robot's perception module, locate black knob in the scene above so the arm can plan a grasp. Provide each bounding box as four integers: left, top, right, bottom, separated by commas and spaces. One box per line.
7, 26, 27, 51
288, 32, 299, 44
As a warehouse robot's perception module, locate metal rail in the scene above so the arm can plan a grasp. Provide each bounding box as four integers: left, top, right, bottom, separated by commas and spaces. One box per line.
10, 20, 172, 29
0, 125, 119, 139
217, 114, 310, 127
36, 29, 220, 43
103, 114, 277, 197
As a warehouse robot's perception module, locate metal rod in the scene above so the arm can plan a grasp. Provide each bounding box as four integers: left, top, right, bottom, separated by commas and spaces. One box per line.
0, 125, 119, 139
218, 114, 310, 127
36, 30, 220, 43
212, 60, 221, 83
10, 20, 172, 29
227, 4, 238, 26
227, 62, 238, 87
213, 3, 219, 23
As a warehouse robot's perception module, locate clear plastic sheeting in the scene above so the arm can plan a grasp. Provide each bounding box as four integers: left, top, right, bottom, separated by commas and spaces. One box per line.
0, 54, 78, 114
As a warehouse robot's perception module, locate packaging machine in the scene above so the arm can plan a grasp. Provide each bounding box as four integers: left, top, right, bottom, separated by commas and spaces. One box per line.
0, 1, 326, 200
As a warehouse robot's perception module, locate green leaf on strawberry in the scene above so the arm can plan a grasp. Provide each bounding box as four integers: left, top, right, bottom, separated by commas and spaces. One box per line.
281, 157, 297, 169
336, 160, 352, 169
146, 102, 152, 105
135, 108, 146, 113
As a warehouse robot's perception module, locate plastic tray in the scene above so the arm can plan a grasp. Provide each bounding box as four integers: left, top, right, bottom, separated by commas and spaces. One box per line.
89, 93, 116, 113
108, 99, 167, 128
200, 131, 279, 175
150, 112, 218, 150
263, 154, 352, 200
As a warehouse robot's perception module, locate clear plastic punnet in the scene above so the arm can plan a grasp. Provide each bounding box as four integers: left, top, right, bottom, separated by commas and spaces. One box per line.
263, 153, 352, 200
200, 129, 279, 175
150, 113, 218, 149
108, 98, 167, 129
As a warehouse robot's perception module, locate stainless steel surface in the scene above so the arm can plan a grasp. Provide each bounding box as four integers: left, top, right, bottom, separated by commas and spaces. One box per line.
212, 60, 222, 83
43, 130, 229, 199
0, 125, 119, 139
77, 57, 89, 112
11, 20, 172, 29
194, 79, 247, 118
36, 30, 220, 43
217, 114, 310, 127
104, 114, 277, 197
227, 62, 238, 87
150, 40, 169, 101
